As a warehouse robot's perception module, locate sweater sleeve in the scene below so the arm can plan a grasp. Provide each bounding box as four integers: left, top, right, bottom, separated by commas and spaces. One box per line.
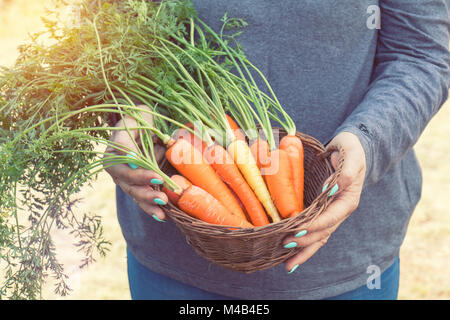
334, 0, 450, 186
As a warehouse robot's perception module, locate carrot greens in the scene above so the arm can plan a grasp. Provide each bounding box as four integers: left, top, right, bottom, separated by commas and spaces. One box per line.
0, 0, 199, 299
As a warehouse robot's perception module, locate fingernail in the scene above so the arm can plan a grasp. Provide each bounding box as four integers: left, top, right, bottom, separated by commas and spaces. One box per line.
329, 184, 339, 197
150, 178, 164, 185
288, 264, 299, 274
126, 152, 139, 169
295, 230, 307, 238
152, 214, 165, 223
128, 162, 139, 170
283, 242, 298, 249
154, 198, 167, 206
322, 183, 329, 192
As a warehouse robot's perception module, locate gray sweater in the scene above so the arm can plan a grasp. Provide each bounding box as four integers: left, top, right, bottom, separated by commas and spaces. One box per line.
116, 0, 450, 299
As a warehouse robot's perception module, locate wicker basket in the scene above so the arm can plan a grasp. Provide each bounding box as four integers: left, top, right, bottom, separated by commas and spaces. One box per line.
160, 129, 343, 273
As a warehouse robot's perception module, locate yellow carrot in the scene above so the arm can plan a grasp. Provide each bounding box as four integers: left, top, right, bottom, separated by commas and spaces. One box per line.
227, 139, 281, 223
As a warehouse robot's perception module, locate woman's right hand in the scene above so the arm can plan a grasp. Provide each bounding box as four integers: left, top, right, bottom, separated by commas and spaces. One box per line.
103, 110, 169, 222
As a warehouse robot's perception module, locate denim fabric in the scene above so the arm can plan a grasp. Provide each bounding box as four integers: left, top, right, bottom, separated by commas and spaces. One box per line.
127, 248, 236, 300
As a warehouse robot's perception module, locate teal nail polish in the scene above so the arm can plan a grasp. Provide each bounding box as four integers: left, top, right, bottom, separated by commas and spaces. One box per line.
329, 184, 339, 197
283, 242, 298, 249
128, 163, 139, 169
152, 214, 165, 223
295, 230, 307, 238
288, 264, 299, 274
150, 178, 164, 185
322, 183, 329, 192
126, 152, 139, 169
154, 198, 167, 206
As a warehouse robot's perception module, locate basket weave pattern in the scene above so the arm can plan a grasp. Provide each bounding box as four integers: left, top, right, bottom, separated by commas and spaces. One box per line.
161, 129, 343, 273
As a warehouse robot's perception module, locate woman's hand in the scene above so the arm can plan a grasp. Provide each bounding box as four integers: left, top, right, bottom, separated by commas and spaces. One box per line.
283, 131, 367, 273
103, 108, 169, 222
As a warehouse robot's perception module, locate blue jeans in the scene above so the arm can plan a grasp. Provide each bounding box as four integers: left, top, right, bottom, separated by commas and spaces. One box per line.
127, 248, 399, 300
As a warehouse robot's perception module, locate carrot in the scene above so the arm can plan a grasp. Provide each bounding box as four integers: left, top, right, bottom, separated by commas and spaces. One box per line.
205, 143, 269, 226
249, 136, 302, 218
227, 139, 281, 223
279, 135, 304, 213
226, 114, 246, 142
173, 127, 207, 154
250, 138, 271, 169
263, 149, 301, 218
162, 174, 192, 204
177, 185, 253, 228
165, 138, 247, 219
229, 186, 245, 211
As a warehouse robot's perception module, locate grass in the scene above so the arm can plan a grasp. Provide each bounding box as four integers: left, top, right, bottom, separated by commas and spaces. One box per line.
1, 0, 449, 300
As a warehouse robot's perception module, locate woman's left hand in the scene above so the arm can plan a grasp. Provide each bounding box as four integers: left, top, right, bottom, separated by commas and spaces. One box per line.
282, 131, 367, 273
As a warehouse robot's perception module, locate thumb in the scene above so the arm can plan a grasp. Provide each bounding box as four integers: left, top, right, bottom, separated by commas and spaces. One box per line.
325, 132, 367, 192
329, 149, 340, 172
327, 132, 366, 190
108, 116, 141, 155
321, 149, 346, 196
104, 116, 142, 172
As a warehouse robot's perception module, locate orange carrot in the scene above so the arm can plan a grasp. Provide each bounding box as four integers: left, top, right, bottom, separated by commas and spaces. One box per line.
226, 114, 246, 142
229, 186, 245, 211
250, 137, 302, 218
279, 135, 304, 213
165, 138, 246, 219
173, 127, 207, 154
250, 138, 270, 169
205, 144, 269, 226
177, 185, 253, 228
263, 149, 302, 218
162, 174, 192, 205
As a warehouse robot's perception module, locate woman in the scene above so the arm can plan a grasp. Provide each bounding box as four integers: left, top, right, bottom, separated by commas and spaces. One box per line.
105, 0, 450, 299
